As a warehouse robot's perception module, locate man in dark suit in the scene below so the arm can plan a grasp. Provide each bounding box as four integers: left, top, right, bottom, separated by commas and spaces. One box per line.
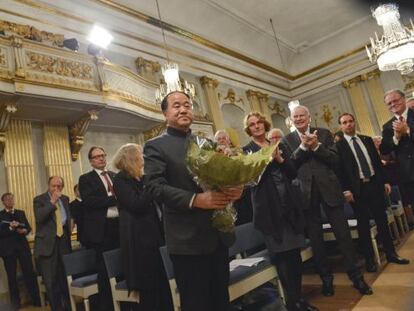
0, 192, 40, 309
33, 176, 71, 311
336, 113, 409, 271
380, 89, 414, 210
283, 105, 371, 296
144, 91, 242, 311
69, 184, 86, 247
78, 146, 119, 311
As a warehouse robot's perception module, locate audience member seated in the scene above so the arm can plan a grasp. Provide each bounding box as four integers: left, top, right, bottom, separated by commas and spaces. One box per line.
243, 112, 318, 311
33, 176, 72, 311
0, 192, 40, 309
112, 143, 173, 311
69, 184, 86, 247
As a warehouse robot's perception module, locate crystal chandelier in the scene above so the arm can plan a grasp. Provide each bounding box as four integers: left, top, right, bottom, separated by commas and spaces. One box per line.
154, 0, 196, 104
366, 3, 414, 75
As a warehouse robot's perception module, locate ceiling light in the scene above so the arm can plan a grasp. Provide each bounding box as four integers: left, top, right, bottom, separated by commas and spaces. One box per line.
366, 3, 414, 75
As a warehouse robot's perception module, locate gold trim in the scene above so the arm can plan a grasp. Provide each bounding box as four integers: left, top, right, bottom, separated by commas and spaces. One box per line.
12, 0, 369, 81
104, 94, 162, 114
102, 61, 159, 88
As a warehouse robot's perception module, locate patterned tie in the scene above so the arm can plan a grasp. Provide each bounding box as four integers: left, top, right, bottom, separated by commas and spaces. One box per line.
55, 201, 64, 237
399, 115, 405, 122
101, 171, 115, 195
351, 137, 371, 179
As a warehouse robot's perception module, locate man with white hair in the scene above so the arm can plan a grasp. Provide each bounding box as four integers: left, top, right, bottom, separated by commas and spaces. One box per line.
283, 105, 372, 297
267, 128, 284, 145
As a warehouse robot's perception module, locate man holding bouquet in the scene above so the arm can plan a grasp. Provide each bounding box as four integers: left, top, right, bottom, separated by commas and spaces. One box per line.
144, 91, 243, 311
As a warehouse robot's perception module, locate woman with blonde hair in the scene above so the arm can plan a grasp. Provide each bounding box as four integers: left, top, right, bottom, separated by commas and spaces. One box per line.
112, 143, 172, 311
242, 112, 318, 311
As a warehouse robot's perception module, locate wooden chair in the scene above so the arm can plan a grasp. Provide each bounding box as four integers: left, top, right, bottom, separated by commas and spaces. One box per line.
102, 249, 139, 311
62, 249, 98, 311
388, 186, 409, 234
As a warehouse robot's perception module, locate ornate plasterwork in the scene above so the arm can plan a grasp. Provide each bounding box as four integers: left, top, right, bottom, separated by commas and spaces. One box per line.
69, 110, 99, 161
0, 20, 65, 47
26, 52, 93, 80
0, 98, 18, 159
268, 101, 287, 117
143, 122, 166, 141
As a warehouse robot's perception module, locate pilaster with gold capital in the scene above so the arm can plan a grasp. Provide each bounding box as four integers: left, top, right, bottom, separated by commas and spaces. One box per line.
246, 90, 262, 113
200, 76, 224, 131
69, 110, 99, 161
0, 97, 18, 159
256, 92, 272, 121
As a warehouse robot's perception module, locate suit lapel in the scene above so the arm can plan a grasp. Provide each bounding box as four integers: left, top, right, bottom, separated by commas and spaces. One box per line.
90, 170, 107, 194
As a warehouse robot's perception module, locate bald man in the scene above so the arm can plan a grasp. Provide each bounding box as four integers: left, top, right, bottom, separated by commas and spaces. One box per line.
34, 176, 71, 311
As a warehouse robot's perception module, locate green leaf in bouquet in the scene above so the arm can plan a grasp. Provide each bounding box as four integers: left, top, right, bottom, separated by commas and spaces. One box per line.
186, 141, 276, 188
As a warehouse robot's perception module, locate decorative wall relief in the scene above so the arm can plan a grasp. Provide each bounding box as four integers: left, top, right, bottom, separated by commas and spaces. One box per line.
26, 52, 93, 80
0, 20, 65, 47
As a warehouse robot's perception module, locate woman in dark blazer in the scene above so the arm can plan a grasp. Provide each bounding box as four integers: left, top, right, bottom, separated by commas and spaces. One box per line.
112, 143, 172, 311
243, 112, 318, 311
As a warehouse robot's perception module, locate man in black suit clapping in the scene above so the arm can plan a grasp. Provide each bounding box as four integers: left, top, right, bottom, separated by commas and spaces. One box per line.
336, 113, 409, 272
0, 192, 40, 309
380, 90, 414, 212
283, 105, 371, 296
78, 146, 119, 311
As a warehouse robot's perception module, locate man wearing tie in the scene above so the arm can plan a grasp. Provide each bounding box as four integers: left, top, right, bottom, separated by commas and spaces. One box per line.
336, 113, 409, 272
78, 146, 119, 311
0, 192, 40, 309
282, 105, 371, 296
33, 176, 71, 311
380, 90, 414, 212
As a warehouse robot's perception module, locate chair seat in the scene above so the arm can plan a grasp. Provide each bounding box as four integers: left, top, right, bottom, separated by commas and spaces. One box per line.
229, 259, 273, 285
115, 280, 128, 290
322, 219, 376, 230
71, 274, 98, 288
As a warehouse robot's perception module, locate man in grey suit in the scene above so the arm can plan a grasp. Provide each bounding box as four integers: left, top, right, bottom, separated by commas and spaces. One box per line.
144, 91, 242, 311
282, 105, 371, 296
34, 176, 72, 311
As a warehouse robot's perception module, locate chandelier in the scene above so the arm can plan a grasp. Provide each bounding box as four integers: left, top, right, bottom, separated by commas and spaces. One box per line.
154, 0, 196, 104
366, 3, 414, 75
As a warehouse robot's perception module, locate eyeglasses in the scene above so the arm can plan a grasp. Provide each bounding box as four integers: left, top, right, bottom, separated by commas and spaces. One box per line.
385, 97, 403, 106
90, 154, 106, 160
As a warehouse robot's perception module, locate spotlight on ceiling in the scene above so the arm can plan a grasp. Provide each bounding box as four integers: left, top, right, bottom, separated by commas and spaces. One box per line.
62, 38, 79, 51
87, 25, 113, 49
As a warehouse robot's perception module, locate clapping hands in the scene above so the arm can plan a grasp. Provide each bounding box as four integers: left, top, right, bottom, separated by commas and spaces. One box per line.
392, 119, 409, 140
300, 130, 319, 150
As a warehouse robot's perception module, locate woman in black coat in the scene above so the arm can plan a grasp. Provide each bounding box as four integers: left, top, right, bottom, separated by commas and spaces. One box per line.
243, 112, 318, 311
112, 143, 172, 311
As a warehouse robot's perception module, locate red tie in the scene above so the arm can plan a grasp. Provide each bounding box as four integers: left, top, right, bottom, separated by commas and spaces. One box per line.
101, 171, 115, 195
399, 116, 405, 122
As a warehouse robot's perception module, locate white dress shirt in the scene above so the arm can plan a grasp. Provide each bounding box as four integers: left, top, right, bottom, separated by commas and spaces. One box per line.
343, 134, 375, 178
94, 168, 119, 218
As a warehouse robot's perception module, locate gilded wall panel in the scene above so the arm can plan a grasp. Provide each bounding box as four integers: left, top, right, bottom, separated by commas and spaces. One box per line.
346, 84, 375, 136
4, 120, 37, 229
43, 123, 74, 200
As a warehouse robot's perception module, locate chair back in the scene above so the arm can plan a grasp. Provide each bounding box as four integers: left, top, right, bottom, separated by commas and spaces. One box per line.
103, 249, 123, 280
159, 246, 174, 280
62, 248, 97, 276
228, 222, 264, 257
390, 186, 403, 205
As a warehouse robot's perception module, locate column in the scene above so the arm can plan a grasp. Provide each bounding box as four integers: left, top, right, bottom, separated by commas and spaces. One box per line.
200, 76, 225, 131
343, 79, 375, 136
363, 70, 392, 130
246, 90, 262, 113
4, 120, 37, 229
43, 123, 75, 200
257, 92, 272, 121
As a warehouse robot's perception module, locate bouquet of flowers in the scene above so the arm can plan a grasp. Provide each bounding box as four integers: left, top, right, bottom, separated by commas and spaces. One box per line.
186, 137, 276, 232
